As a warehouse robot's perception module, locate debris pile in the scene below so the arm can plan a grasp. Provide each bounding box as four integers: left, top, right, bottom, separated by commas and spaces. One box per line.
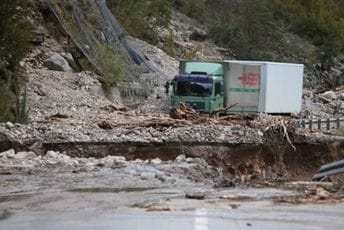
302, 86, 344, 118
0, 149, 223, 195
276, 183, 344, 204
169, 103, 200, 120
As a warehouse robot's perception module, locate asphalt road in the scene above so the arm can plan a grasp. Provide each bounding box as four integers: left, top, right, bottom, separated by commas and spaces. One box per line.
2, 204, 344, 230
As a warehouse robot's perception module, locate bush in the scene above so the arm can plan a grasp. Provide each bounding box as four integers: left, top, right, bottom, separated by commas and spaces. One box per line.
97, 44, 125, 88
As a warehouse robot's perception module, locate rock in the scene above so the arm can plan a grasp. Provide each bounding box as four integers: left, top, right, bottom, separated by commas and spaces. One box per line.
190, 28, 207, 41
32, 26, 45, 45
61, 52, 77, 71
315, 187, 331, 200
60, 53, 74, 64
146, 203, 170, 212
45, 151, 61, 159
150, 158, 162, 165
187, 157, 206, 166
155, 173, 167, 182
220, 194, 252, 201
175, 154, 186, 163
339, 93, 344, 100
0, 149, 15, 158
14, 151, 37, 159
44, 53, 73, 72
5, 122, 14, 129
185, 192, 205, 200
322, 91, 337, 100
132, 200, 170, 211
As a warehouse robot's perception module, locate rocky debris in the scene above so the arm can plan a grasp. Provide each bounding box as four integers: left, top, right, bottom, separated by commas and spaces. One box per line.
322, 91, 337, 100
156, 11, 230, 60
304, 60, 344, 90
0, 149, 223, 195
170, 103, 199, 120
131, 200, 171, 212
44, 53, 73, 72
0, 149, 15, 159
14, 151, 37, 159
31, 25, 45, 45
301, 87, 344, 118
220, 194, 252, 201
129, 38, 178, 78
275, 184, 344, 204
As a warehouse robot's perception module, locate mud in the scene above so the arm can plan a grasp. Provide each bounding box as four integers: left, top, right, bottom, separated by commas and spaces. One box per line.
5, 139, 340, 181
67, 187, 157, 193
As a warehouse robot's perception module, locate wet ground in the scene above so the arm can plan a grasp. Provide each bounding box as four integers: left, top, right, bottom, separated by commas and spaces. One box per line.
1, 150, 344, 229
1, 187, 344, 230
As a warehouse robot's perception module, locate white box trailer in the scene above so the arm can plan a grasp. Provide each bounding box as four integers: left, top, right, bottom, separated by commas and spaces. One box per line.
224, 61, 304, 114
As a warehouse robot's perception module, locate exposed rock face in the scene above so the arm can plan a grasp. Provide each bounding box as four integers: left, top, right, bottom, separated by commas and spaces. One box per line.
44, 53, 73, 72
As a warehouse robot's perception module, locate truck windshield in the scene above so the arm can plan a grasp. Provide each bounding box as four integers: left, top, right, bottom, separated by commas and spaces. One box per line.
176, 81, 212, 97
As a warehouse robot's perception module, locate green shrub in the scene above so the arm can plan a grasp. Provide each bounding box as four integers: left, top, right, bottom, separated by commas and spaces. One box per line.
0, 82, 15, 122
164, 30, 176, 58
0, 0, 31, 123
97, 44, 125, 88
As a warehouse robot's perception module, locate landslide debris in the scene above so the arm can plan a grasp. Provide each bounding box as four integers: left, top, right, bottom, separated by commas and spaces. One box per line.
0, 149, 222, 195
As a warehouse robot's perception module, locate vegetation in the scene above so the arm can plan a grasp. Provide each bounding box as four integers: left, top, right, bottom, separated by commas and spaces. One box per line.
208, 0, 275, 60
97, 44, 125, 88
173, 0, 206, 21
0, 0, 32, 123
273, 0, 344, 69
107, 0, 172, 44
206, 0, 344, 64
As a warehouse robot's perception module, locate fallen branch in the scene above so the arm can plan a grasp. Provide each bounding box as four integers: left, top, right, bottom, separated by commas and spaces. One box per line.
281, 120, 296, 152
209, 103, 238, 117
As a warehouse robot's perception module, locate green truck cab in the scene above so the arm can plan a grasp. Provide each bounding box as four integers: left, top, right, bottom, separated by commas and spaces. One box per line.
171, 61, 224, 113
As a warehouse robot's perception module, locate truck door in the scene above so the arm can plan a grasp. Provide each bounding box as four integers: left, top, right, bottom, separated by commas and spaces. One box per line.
225, 63, 261, 113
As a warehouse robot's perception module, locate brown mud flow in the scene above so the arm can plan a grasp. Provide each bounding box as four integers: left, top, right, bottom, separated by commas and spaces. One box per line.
2, 139, 343, 181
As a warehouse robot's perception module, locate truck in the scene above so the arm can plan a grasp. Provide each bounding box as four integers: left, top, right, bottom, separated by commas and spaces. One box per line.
170, 60, 304, 114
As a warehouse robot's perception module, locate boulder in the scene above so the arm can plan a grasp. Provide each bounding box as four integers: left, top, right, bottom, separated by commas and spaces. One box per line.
175, 154, 186, 163
45, 150, 61, 159
0, 149, 15, 158
44, 53, 73, 72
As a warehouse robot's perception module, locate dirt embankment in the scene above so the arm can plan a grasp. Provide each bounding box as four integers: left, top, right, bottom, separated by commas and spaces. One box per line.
1, 138, 343, 182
